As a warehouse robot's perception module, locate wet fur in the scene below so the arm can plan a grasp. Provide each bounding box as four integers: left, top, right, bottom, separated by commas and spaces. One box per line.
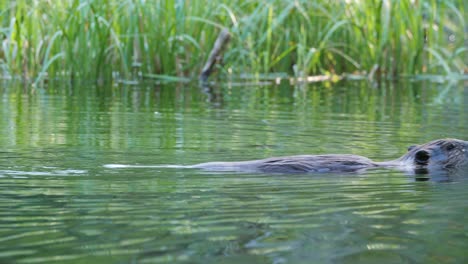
193, 139, 468, 174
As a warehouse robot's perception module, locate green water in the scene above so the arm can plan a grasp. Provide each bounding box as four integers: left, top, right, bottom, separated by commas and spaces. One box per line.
0, 81, 467, 263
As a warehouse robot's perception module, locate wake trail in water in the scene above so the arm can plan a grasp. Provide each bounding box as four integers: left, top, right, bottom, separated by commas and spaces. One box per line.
103, 164, 189, 169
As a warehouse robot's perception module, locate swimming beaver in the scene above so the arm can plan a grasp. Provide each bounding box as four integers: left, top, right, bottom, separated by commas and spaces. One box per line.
192, 139, 468, 174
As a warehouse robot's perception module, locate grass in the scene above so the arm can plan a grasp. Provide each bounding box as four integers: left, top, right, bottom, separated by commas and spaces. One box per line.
0, 0, 465, 85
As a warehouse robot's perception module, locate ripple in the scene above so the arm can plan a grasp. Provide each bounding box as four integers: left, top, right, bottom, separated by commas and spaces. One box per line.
1, 82, 467, 263
0, 250, 37, 258
0, 169, 87, 177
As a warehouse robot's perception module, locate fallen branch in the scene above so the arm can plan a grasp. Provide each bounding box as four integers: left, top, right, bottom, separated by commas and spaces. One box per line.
199, 28, 231, 82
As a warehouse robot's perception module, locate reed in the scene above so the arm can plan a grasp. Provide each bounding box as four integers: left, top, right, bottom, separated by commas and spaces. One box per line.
0, 0, 465, 85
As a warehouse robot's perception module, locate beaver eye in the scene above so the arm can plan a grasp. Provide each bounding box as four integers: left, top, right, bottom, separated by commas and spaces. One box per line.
415, 150, 430, 165
446, 143, 455, 151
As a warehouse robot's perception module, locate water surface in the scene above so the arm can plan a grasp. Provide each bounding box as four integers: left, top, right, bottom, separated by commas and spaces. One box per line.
0, 81, 467, 263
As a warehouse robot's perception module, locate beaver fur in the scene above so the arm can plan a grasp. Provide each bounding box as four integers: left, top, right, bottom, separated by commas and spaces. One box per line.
192, 139, 468, 174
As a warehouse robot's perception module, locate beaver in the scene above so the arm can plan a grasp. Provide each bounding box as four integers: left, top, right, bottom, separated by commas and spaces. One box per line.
192, 139, 468, 174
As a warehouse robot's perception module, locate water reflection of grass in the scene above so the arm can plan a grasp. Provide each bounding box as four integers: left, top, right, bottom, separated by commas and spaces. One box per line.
0, 0, 465, 84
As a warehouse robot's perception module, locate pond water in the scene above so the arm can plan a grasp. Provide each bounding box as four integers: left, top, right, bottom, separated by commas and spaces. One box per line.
0, 80, 466, 263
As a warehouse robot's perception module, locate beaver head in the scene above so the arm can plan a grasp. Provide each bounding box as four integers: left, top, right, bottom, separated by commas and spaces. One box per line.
399, 139, 468, 172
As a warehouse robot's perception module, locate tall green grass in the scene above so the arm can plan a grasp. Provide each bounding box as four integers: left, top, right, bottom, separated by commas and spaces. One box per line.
0, 0, 465, 84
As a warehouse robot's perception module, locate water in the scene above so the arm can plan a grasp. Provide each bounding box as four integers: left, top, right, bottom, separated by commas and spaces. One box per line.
0, 81, 467, 263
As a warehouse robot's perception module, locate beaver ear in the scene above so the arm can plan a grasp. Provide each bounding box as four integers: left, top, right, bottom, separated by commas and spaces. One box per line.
415, 150, 430, 165
407, 145, 417, 152
445, 143, 455, 151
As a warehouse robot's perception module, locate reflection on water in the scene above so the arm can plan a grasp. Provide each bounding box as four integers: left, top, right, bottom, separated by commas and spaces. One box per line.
0, 81, 466, 263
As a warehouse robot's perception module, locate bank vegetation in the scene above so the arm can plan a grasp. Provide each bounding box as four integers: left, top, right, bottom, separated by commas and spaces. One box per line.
0, 0, 465, 85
